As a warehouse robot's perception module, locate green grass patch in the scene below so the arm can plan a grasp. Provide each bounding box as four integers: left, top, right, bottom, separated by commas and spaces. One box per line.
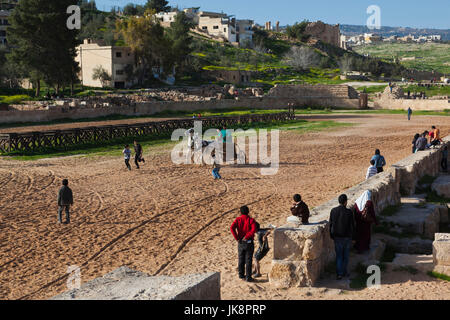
401, 85, 450, 97
427, 271, 450, 282
356, 85, 387, 94
0, 95, 31, 105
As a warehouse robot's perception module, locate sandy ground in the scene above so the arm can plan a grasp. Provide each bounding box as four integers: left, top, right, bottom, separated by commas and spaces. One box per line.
0, 114, 449, 300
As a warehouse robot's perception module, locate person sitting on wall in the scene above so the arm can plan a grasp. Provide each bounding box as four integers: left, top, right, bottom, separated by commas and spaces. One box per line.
429, 126, 442, 147
412, 133, 420, 154
352, 190, 378, 254
290, 194, 310, 225
415, 132, 428, 152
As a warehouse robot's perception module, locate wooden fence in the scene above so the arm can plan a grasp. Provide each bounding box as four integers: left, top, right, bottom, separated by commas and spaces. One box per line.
0, 112, 294, 153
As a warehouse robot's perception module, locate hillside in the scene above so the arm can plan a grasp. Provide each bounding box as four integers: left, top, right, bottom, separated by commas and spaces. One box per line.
341, 24, 450, 41
353, 43, 450, 74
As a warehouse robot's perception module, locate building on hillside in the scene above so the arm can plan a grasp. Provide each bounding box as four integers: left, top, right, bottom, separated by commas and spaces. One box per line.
75, 39, 136, 89
198, 13, 237, 43
155, 10, 179, 27
304, 21, 340, 47
0, 0, 18, 47
364, 33, 383, 44
235, 19, 254, 46
205, 69, 254, 85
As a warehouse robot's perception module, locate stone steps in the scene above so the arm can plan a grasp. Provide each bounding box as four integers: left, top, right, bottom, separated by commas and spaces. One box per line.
381, 204, 440, 239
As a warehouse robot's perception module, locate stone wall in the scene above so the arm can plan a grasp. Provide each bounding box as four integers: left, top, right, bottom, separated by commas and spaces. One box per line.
304, 21, 341, 47
0, 85, 361, 125
374, 97, 450, 111
269, 136, 450, 288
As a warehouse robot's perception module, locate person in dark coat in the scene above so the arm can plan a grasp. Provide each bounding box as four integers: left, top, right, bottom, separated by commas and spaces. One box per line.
58, 179, 73, 224
412, 133, 420, 153
329, 194, 355, 280
290, 194, 310, 224
133, 141, 145, 169
352, 191, 378, 254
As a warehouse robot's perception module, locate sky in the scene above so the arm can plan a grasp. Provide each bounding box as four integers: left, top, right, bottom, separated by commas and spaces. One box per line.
96, 0, 449, 29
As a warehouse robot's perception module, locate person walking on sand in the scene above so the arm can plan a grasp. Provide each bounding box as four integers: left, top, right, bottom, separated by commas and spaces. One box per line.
230, 206, 257, 282
407, 107, 412, 121
134, 140, 145, 169
290, 194, 310, 224
329, 194, 355, 280
58, 179, 73, 224
371, 149, 386, 173
123, 145, 132, 171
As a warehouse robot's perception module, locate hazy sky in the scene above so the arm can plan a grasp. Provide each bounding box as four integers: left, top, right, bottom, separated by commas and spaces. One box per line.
96, 0, 449, 29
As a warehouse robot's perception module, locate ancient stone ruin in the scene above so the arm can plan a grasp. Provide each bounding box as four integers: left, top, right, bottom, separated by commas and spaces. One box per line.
270, 137, 450, 287
52, 267, 221, 300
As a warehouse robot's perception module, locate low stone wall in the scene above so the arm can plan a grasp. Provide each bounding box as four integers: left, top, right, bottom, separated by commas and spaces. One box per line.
374, 98, 450, 111
269, 136, 450, 288
52, 267, 221, 300
0, 96, 360, 125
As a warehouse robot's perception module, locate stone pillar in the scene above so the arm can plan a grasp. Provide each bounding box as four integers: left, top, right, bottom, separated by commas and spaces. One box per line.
276, 21, 280, 32
359, 93, 368, 109
433, 233, 450, 277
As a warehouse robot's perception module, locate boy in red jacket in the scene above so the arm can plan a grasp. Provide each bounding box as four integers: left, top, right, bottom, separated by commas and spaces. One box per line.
230, 206, 257, 282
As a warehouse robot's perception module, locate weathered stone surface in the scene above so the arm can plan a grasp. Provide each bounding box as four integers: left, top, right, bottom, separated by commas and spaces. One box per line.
348, 239, 386, 271
401, 194, 426, 205
433, 236, 450, 266
432, 175, 450, 198
52, 267, 221, 300
433, 265, 450, 276
383, 204, 440, 239
269, 259, 322, 288
391, 254, 434, 273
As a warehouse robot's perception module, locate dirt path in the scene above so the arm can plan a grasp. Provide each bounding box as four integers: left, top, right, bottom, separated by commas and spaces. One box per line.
0, 114, 449, 300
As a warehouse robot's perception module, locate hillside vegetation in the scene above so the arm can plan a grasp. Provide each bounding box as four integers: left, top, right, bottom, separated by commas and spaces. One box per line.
354, 43, 450, 74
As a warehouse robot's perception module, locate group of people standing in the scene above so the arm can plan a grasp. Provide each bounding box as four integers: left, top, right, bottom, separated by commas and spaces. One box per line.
329, 192, 378, 279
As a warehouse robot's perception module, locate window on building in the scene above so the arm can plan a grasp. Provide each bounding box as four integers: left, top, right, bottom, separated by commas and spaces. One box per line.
116, 70, 124, 76
0, 31, 6, 37
224, 28, 227, 32
116, 52, 122, 58
202, 26, 207, 30
213, 26, 219, 30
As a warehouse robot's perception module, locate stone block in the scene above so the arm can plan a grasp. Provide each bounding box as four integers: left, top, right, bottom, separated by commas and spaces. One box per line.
52, 267, 221, 300
433, 236, 450, 266
432, 175, 450, 198
269, 259, 322, 288
433, 265, 450, 277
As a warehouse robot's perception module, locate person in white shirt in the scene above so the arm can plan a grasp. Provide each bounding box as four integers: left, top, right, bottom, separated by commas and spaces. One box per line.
366, 160, 377, 180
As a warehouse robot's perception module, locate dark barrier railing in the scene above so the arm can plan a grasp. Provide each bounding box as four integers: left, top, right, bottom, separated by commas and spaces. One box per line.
0, 112, 294, 153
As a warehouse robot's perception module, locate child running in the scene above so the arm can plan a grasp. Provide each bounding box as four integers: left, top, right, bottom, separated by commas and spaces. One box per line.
212, 159, 222, 180
123, 145, 132, 171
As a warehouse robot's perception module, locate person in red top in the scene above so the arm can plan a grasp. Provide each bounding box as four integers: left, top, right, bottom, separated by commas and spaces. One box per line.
230, 206, 257, 282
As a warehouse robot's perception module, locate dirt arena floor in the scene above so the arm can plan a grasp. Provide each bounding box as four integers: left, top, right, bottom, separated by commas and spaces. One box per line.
1, 114, 449, 300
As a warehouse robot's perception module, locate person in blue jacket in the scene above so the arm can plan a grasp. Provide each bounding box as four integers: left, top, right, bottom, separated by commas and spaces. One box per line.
371, 149, 386, 173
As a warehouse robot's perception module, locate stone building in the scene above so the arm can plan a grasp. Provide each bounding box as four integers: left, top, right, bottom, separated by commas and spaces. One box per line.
75, 39, 136, 89
304, 21, 340, 47
205, 70, 254, 85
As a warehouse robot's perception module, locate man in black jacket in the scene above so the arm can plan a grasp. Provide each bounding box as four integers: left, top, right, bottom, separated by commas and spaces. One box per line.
329, 194, 355, 280
58, 179, 73, 224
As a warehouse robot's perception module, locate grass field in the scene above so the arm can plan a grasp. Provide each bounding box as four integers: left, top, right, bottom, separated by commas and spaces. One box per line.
354, 43, 450, 74
2, 119, 352, 160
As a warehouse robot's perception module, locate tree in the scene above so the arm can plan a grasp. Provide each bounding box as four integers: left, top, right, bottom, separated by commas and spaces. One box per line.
283, 46, 321, 71
145, 0, 170, 13
7, 0, 80, 96
166, 12, 194, 74
123, 3, 146, 16
116, 10, 168, 84
286, 20, 310, 42
92, 65, 112, 87
338, 53, 355, 73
